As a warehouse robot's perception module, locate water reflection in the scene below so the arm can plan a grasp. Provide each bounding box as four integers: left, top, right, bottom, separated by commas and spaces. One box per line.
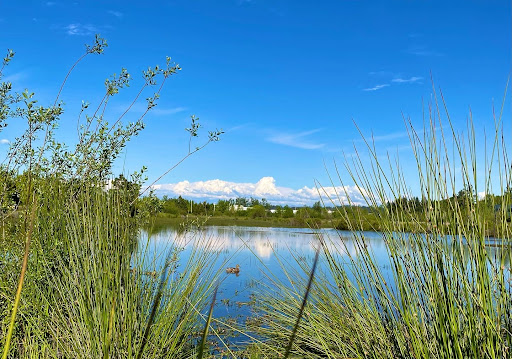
138, 225, 392, 343
138, 224, 512, 347
143, 225, 391, 260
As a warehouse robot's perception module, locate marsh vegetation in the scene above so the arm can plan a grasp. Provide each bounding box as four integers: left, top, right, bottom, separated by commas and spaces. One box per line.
2, 37, 512, 359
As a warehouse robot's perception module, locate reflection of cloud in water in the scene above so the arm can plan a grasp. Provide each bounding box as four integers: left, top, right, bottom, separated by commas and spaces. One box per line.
140, 226, 388, 262
254, 240, 273, 259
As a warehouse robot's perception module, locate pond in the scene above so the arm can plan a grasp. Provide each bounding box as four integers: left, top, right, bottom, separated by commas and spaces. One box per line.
137, 225, 395, 345
137, 224, 512, 349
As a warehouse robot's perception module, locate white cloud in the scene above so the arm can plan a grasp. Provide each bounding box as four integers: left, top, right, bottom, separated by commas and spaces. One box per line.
0, 139, 10, 145
405, 45, 443, 57
392, 76, 423, 84
363, 84, 389, 92
151, 176, 367, 206
267, 129, 324, 150
65, 23, 99, 36
107, 10, 124, 18
152, 107, 187, 116
108, 10, 123, 18
111, 103, 186, 117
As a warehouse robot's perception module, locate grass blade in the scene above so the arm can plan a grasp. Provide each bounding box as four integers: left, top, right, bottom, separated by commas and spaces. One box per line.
136, 251, 173, 359
283, 248, 320, 359
197, 283, 219, 359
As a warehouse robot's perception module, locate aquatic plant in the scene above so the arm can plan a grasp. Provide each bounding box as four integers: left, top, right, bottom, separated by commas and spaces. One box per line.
254, 83, 512, 358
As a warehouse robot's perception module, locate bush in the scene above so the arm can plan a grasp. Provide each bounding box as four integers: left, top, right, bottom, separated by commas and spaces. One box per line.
0, 37, 222, 358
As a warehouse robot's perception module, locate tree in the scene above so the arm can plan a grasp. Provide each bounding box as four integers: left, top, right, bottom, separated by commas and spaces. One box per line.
261, 198, 271, 209
216, 199, 232, 214
112, 174, 141, 199
250, 204, 266, 218
311, 201, 323, 218
0, 167, 19, 213
455, 184, 475, 209
282, 205, 294, 218
235, 197, 249, 207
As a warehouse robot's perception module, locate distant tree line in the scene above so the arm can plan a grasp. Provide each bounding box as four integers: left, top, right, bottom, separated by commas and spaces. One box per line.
155, 184, 512, 234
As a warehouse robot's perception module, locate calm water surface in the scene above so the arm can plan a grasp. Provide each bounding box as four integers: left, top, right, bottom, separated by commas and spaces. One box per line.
138, 225, 393, 341
137, 224, 511, 347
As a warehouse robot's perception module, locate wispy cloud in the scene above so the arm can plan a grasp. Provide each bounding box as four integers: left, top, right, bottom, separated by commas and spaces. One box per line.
384, 144, 412, 153
363, 84, 389, 92
151, 176, 367, 206
355, 127, 436, 144
350, 130, 409, 146
46, 1, 56, 6
2, 71, 29, 83
107, 10, 123, 18
0, 139, 10, 145
267, 129, 324, 150
111, 103, 186, 116
405, 45, 443, 57
392, 76, 423, 84
364, 74, 423, 92
226, 123, 252, 132
368, 131, 409, 142
368, 71, 394, 77
152, 107, 187, 116
64, 23, 99, 36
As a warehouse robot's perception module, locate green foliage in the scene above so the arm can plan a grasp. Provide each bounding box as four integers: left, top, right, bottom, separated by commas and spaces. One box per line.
215, 199, 233, 214
249, 204, 266, 218
0, 36, 222, 358
282, 205, 294, 218
254, 88, 512, 358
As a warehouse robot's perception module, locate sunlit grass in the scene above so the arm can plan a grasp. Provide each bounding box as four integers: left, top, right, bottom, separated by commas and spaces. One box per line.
253, 87, 512, 358
1, 185, 221, 358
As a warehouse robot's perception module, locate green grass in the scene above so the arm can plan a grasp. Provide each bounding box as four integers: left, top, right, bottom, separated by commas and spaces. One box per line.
3, 34, 512, 358
1, 184, 222, 358
250, 87, 512, 358
153, 214, 333, 229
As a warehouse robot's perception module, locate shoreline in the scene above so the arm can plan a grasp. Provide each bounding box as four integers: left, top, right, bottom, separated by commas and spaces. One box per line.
152, 214, 338, 229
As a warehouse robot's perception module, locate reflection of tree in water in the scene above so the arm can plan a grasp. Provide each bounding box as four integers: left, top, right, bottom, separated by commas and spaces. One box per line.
140, 225, 392, 264
448, 238, 512, 269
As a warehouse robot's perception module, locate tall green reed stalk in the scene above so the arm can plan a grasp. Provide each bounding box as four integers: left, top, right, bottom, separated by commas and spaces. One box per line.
1, 36, 222, 358
255, 86, 512, 358
38, 187, 220, 358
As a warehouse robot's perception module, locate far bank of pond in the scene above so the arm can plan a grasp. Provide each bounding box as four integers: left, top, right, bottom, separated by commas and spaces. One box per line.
152, 214, 338, 229
151, 214, 507, 237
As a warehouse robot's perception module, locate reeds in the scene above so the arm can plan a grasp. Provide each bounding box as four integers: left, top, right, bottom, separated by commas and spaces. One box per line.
1, 180, 221, 358
1, 36, 224, 358
254, 86, 512, 358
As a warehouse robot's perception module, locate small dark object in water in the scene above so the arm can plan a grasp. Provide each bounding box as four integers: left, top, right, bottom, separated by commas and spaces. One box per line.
226, 264, 240, 275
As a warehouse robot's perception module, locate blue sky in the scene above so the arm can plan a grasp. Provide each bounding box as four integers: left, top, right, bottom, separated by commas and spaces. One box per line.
0, 1, 510, 205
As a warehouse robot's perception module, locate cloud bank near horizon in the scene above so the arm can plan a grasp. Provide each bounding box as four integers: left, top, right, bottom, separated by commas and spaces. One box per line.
151, 177, 367, 206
